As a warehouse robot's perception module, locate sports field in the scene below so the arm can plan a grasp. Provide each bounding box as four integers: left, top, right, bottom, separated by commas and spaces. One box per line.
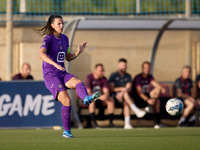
0, 127, 199, 150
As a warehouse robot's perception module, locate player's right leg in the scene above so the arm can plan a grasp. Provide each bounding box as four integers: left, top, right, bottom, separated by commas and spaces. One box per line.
105, 97, 115, 127
123, 101, 133, 129
57, 91, 74, 138
178, 98, 195, 127
122, 92, 146, 118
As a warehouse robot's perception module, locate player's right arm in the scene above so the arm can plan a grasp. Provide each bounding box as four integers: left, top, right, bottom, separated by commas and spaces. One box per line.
39, 47, 65, 71
175, 79, 189, 99
135, 86, 156, 105
109, 83, 127, 93
84, 75, 93, 95
135, 86, 149, 101
108, 73, 127, 93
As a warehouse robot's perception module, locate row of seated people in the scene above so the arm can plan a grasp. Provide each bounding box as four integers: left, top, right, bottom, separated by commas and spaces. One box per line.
80, 58, 200, 129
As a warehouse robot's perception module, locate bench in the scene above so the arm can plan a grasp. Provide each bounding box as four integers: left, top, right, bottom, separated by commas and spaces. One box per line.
76, 84, 181, 127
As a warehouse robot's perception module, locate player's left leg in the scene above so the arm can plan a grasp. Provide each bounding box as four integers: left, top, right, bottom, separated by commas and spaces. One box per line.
57, 90, 74, 138
65, 76, 101, 106
187, 97, 197, 126
195, 98, 200, 109
153, 99, 163, 129
150, 88, 160, 99
104, 97, 115, 127
123, 101, 133, 129
88, 101, 99, 128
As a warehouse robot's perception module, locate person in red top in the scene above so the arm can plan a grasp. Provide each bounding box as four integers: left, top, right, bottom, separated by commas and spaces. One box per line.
85, 64, 115, 128
174, 66, 200, 126
12, 63, 34, 80
132, 61, 166, 129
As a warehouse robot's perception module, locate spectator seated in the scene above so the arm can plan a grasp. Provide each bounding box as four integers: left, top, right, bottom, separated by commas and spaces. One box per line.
76, 83, 184, 127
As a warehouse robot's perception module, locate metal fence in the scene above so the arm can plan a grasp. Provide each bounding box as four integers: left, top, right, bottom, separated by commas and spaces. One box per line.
0, 0, 200, 22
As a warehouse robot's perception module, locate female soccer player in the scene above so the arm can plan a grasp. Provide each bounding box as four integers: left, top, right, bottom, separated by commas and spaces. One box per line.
39, 14, 101, 138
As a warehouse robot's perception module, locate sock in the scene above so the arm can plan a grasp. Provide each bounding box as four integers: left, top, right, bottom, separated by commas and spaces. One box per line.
90, 113, 97, 125
154, 113, 161, 124
109, 114, 114, 124
61, 106, 71, 131
189, 115, 196, 122
76, 82, 88, 100
178, 117, 186, 124
130, 104, 140, 114
124, 116, 130, 125
98, 106, 105, 120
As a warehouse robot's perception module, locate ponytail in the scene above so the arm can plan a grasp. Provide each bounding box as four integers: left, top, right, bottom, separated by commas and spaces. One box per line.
38, 14, 62, 36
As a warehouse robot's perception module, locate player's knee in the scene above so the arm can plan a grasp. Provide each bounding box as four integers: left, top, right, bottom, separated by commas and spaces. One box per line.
186, 102, 194, 109
62, 98, 71, 106
108, 97, 114, 102
190, 102, 195, 108
123, 91, 130, 98
76, 79, 82, 84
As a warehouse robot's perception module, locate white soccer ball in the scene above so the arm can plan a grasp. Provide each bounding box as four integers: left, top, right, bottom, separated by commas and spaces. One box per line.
165, 98, 184, 116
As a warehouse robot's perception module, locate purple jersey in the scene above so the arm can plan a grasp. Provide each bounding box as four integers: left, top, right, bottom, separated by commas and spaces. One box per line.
85, 74, 108, 94
40, 34, 70, 76
132, 73, 154, 94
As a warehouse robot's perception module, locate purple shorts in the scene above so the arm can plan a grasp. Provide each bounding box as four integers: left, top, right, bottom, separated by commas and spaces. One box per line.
43, 71, 76, 100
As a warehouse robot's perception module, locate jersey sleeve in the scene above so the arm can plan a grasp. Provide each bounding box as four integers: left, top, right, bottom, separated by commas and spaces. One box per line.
12, 74, 20, 80
102, 77, 109, 88
174, 78, 181, 89
134, 76, 141, 87
64, 35, 70, 53
196, 75, 200, 82
108, 73, 115, 83
40, 35, 52, 51
189, 79, 193, 88
127, 74, 132, 83
149, 75, 154, 82
67, 47, 70, 53
84, 75, 92, 89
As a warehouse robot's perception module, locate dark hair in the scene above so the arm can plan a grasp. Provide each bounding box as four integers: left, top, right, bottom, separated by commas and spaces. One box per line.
142, 61, 151, 68
95, 63, 103, 68
38, 14, 62, 36
118, 58, 127, 63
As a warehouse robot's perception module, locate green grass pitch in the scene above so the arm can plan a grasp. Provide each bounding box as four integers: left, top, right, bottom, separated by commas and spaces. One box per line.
0, 127, 200, 150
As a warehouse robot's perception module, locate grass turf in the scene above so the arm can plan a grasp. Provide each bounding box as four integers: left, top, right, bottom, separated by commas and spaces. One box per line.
0, 127, 200, 150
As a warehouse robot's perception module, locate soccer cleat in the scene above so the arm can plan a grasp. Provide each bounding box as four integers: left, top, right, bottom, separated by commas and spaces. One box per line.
177, 122, 187, 127
154, 123, 168, 129
108, 122, 115, 128
144, 105, 154, 114
63, 130, 74, 138
93, 123, 101, 129
124, 124, 133, 129
83, 91, 101, 106
135, 109, 146, 118
188, 121, 195, 127
154, 124, 160, 129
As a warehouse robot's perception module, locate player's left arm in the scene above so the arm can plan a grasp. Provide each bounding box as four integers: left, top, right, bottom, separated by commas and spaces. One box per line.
126, 82, 132, 93
190, 81, 195, 99
151, 80, 166, 94
190, 88, 195, 99
66, 42, 87, 61
198, 80, 200, 89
